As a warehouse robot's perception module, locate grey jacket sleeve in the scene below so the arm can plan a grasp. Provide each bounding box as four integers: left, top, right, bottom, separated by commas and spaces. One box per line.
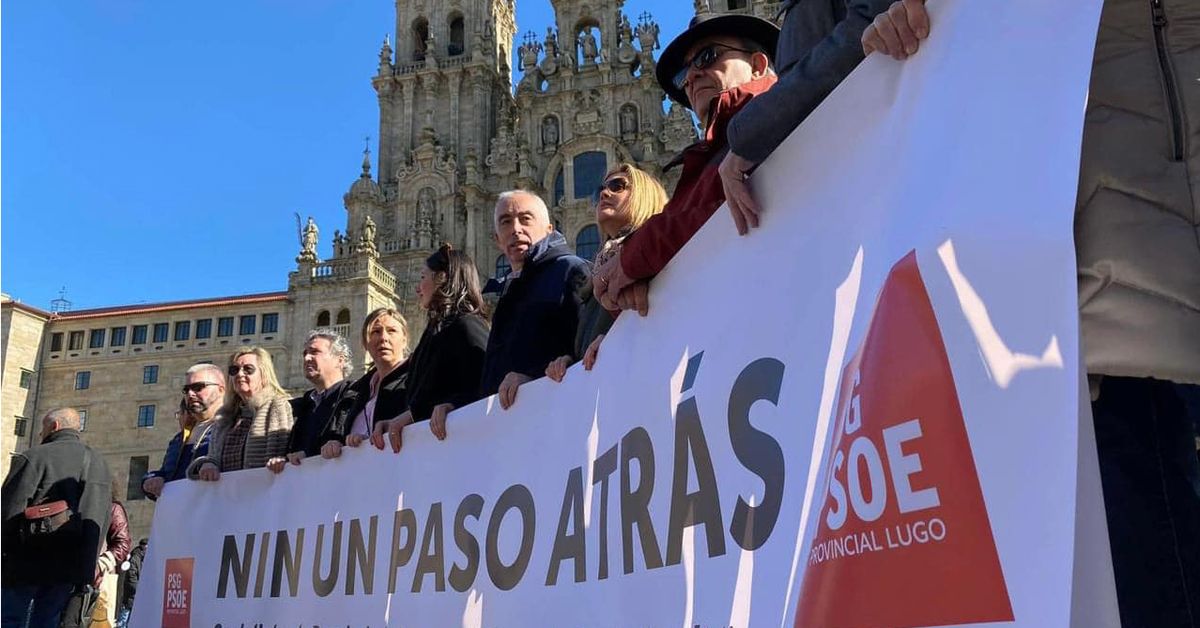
727, 0, 894, 163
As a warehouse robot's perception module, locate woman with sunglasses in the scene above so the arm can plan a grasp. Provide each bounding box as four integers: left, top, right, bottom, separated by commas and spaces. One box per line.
318, 307, 410, 459
546, 163, 668, 382
188, 346, 294, 481
373, 244, 490, 448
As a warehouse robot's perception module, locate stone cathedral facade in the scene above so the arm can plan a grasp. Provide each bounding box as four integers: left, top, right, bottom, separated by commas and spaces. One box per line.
1, 0, 780, 540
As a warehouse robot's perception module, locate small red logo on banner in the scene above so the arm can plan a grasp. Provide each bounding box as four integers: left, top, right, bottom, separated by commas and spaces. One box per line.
795, 252, 1013, 627
162, 557, 194, 628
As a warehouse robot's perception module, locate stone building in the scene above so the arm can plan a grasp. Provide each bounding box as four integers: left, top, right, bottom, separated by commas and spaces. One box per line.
2, 0, 779, 541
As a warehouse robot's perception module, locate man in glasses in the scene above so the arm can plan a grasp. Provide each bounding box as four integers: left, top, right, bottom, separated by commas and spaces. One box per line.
719, 0, 894, 234
140, 363, 224, 499
592, 14, 779, 313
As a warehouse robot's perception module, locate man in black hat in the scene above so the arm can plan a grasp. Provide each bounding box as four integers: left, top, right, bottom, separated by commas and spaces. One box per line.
593, 13, 780, 313
718, 0, 895, 235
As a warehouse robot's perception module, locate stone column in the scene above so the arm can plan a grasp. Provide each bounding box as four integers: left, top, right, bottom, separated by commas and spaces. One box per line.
402, 80, 416, 152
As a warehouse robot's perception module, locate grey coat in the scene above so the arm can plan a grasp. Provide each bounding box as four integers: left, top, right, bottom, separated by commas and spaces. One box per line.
726, 0, 894, 163
1076, 0, 1200, 384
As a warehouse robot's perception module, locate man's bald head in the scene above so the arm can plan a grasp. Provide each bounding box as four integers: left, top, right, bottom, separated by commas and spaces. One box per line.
40, 408, 81, 441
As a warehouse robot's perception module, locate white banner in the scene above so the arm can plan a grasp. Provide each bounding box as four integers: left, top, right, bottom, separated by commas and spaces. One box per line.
133, 1, 1109, 626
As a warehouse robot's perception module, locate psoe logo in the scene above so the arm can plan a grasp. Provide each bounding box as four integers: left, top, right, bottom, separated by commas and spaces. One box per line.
162, 557, 195, 628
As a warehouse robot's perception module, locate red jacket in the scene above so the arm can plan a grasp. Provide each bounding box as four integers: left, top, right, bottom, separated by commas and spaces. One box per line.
620, 75, 777, 280
96, 501, 131, 585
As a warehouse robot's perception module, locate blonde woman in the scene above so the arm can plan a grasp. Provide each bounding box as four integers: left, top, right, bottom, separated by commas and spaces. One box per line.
547, 163, 668, 381
319, 307, 410, 459
188, 346, 294, 480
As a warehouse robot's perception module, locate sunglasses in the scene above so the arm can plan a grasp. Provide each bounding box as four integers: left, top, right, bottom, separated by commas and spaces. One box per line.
672, 44, 756, 91
228, 364, 258, 376
592, 177, 630, 204
181, 381, 219, 395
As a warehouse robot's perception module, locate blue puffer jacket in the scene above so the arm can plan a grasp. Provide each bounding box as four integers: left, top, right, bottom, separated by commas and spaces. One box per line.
142, 421, 214, 499
480, 231, 590, 397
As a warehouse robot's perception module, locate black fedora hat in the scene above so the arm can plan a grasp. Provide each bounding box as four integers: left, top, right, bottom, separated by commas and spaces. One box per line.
656, 13, 780, 109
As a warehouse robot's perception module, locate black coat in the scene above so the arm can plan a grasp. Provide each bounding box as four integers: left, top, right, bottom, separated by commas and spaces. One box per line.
573, 280, 615, 361
406, 312, 490, 420
320, 363, 409, 444
480, 232, 591, 396
288, 378, 351, 457
1, 429, 112, 586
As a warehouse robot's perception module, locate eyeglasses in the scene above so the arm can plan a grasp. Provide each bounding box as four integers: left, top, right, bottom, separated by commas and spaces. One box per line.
672, 44, 756, 91
227, 364, 258, 376
181, 381, 219, 395
592, 177, 630, 204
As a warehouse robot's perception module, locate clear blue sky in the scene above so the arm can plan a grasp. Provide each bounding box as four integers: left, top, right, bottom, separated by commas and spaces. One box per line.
2, 1, 690, 312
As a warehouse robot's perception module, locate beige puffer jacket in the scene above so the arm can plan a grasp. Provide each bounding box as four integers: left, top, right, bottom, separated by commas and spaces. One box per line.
1076, 0, 1200, 385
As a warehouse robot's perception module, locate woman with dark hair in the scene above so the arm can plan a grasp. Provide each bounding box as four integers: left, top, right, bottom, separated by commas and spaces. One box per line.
373, 243, 490, 451
546, 163, 668, 382
319, 307, 410, 459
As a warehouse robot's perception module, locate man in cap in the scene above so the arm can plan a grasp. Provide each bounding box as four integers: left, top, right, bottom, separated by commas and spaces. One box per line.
592, 13, 780, 313
718, 0, 896, 234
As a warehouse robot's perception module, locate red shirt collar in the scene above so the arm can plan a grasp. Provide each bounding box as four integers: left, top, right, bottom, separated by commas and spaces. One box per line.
703, 75, 778, 143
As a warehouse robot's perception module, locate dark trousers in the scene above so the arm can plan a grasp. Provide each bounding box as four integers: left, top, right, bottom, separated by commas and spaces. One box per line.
0, 584, 74, 628
1093, 376, 1200, 627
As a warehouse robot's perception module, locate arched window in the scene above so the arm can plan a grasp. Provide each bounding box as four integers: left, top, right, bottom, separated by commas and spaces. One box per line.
575, 224, 601, 262
336, 308, 351, 325
495, 254, 512, 280
553, 168, 565, 207
448, 15, 465, 56
573, 151, 607, 200
316, 310, 331, 327
413, 17, 430, 61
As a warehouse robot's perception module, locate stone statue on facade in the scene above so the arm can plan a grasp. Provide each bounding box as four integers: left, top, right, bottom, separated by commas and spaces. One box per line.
579, 29, 599, 65
357, 215, 379, 256
541, 116, 560, 151
297, 216, 320, 263
539, 28, 560, 76
620, 105, 638, 139
415, 189, 437, 249
617, 15, 638, 64
640, 122, 658, 161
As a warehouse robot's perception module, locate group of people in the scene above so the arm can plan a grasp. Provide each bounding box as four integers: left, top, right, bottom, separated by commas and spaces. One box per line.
3, 0, 1196, 625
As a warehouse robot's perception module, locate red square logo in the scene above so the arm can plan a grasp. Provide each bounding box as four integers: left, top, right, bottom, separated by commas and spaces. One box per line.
162, 557, 194, 628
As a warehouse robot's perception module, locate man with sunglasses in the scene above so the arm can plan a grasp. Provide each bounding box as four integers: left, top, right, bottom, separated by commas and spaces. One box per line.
140, 363, 223, 499
718, 0, 895, 235
592, 14, 779, 313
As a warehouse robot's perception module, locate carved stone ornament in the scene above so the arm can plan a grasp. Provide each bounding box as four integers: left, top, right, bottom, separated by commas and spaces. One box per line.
541, 116, 560, 151
572, 89, 605, 135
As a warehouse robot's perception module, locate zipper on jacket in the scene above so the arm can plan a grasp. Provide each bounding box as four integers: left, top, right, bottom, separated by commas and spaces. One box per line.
1151, 0, 1186, 162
